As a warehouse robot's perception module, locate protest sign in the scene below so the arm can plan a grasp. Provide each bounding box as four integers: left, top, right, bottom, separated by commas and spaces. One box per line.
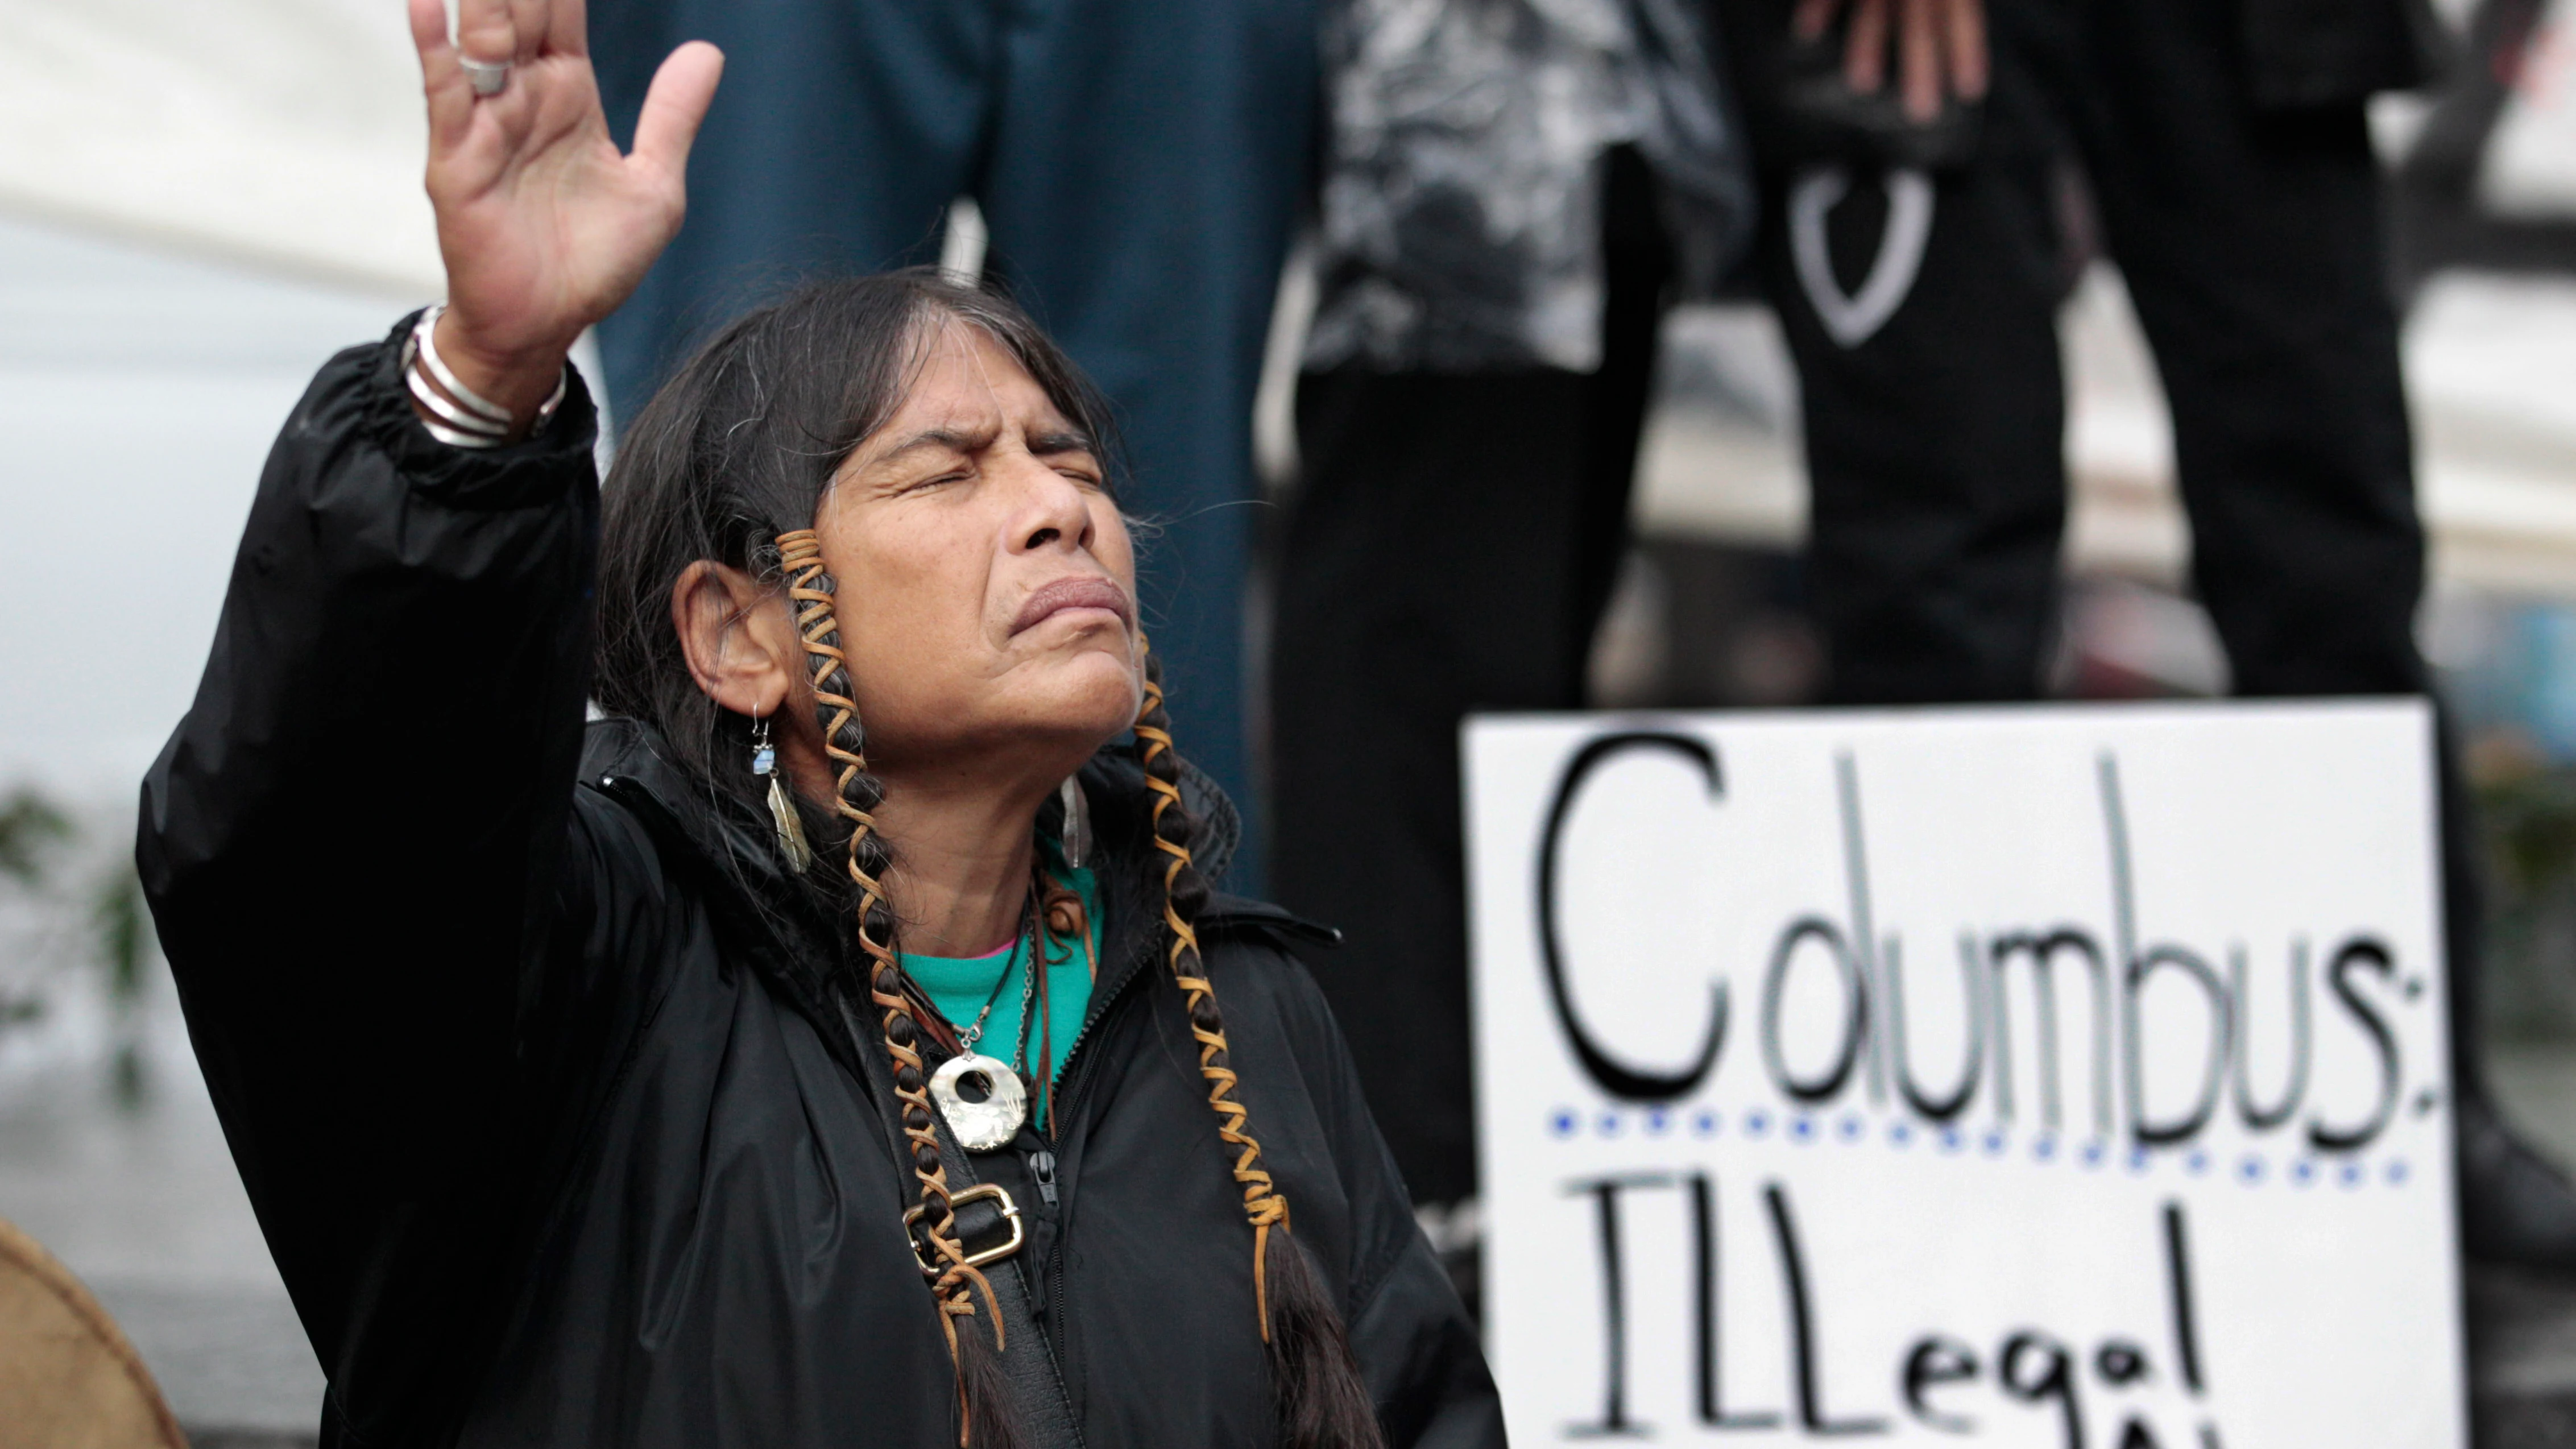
1465, 701, 2463, 1448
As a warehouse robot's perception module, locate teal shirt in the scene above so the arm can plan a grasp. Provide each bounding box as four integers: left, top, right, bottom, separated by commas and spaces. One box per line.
901, 847, 1103, 1112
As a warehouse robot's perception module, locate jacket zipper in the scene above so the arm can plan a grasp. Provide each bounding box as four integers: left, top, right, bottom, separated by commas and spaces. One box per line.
1043, 931, 1156, 1135
1037, 905, 1289, 1361
1027, 923, 1160, 1384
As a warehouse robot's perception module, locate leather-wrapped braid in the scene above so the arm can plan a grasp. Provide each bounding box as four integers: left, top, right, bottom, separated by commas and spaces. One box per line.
1132, 639, 1387, 1449
778, 531, 1022, 1449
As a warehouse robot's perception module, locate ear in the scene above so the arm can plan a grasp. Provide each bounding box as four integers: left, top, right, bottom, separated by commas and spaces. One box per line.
671, 560, 799, 719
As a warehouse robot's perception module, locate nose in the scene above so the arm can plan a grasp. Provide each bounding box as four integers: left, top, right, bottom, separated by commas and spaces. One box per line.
1007, 454, 1095, 556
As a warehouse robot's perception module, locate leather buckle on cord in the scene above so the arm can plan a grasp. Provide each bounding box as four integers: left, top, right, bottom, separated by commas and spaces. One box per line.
905, 1183, 1024, 1278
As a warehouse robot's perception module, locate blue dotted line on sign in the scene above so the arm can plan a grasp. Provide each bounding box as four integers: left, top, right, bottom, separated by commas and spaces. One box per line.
1546, 1106, 2411, 1187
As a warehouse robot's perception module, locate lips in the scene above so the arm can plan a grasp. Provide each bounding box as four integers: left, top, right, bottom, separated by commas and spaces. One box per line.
1011, 576, 1133, 636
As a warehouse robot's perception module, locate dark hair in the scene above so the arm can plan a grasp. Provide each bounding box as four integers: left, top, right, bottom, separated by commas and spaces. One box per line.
591, 272, 1382, 1448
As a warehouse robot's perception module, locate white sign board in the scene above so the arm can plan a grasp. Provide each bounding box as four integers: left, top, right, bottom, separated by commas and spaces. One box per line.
1466, 702, 2463, 1449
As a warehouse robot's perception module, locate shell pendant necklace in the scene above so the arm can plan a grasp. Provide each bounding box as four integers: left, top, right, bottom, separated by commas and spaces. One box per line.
928, 896, 1039, 1152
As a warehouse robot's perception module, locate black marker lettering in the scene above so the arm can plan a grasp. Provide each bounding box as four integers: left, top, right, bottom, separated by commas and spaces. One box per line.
1835, 754, 1891, 1106
1535, 732, 1728, 1100
1763, 918, 1869, 1104
2126, 945, 2233, 1146
1999, 1332, 2086, 1449
2101, 755, 2237, 1147
1989, 928, 2112, 1136
2093, 1339, 2151, 1387
2231, 939, 2311, 1133
2164, 1202, 2205, 1396
1691, 1173, 1782, 1429
1765, 1182, 1890, 1436
1901, 1336, 1980, 1432
1569, 1174, 1670, 1436
1882, 935, 1982, 1121
2310, 937, 2401, 1153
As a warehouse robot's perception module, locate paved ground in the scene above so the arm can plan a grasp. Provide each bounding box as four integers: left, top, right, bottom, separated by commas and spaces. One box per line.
0, 1059, 320, 1440
2480, 1051, 2576, 1446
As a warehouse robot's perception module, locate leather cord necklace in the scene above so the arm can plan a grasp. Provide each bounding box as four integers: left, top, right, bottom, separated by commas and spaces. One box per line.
927, 887, 1039, 1152
952, 921, 1023, 1054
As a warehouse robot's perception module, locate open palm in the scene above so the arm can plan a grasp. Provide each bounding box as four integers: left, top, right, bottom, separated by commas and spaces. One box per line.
407, 0, 722, 401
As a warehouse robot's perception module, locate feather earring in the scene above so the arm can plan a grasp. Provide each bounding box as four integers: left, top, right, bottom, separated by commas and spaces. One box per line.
753, 715, 814, 873
1058, 774, 1091, 871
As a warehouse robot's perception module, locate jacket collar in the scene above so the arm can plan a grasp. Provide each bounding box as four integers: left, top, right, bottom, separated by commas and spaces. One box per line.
574, 717, 1319, 943
577, 716, 1337, 1146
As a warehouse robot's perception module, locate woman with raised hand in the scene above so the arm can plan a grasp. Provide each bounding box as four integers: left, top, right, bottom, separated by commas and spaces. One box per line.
136, 1, 1499, 1443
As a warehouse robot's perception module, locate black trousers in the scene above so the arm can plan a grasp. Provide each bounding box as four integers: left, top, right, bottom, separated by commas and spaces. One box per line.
1755, 0, 2491, 1087
1269, 150, 1674, 1207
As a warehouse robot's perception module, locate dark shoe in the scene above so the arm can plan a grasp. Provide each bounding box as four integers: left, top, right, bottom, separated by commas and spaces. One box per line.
2459, 1092, 2576, 1273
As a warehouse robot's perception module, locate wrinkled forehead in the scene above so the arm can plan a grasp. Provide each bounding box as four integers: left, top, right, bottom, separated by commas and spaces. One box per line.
904, 310, 1072, 419
840, 314, 1091, 468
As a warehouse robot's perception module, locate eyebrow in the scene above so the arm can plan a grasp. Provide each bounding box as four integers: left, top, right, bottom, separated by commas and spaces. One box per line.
873, 427, 991, 463
1027, 428, 1098, 458
871, 424, 1098, 466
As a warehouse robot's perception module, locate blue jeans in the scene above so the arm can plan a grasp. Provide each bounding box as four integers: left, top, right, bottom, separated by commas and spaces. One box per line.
589, 0, 1315, 888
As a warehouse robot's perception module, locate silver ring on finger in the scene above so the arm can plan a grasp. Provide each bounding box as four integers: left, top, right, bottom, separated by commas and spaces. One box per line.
459, 55, 512, 98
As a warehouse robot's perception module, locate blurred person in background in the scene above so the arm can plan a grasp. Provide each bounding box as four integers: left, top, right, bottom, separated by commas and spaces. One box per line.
1269, 0, 1756, 1270
1721, 0, 2576, 1266
135, 1, 1501, 1443
585, 0, 1318, 890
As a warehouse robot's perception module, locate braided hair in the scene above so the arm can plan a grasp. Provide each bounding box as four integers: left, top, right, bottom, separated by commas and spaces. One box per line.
1132, 642, 1384, 1448
776, 529, 1021, 1447
593, 273, 1381, 1446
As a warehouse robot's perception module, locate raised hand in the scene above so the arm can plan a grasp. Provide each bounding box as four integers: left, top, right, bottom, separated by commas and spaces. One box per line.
1792, 0, 1987, 124
406, 0, 722, 426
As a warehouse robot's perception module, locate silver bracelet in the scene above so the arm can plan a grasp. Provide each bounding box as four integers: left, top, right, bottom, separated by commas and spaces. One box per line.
413, 305, 512, 427
404, 305, 570, 450
403, 332, 504, 449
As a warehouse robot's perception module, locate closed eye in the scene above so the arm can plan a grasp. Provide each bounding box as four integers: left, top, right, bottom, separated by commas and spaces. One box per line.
899, 466, 975, 494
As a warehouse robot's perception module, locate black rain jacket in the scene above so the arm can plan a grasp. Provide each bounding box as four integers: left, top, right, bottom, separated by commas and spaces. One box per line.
137, 322, 1504, 1448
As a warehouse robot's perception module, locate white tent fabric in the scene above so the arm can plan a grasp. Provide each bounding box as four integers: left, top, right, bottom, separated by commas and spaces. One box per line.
0, 0, 438, 295
2482, 0, 2576, 219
